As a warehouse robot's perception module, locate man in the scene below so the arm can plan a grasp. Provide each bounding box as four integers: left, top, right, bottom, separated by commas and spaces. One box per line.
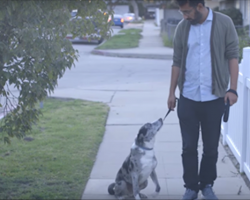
167, 0, 239, 199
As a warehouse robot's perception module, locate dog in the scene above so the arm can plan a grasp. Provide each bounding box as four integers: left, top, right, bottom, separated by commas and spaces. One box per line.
108, 118, 163, 200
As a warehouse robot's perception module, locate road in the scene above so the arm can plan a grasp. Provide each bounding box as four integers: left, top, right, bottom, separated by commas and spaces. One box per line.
53, 24, 172, 104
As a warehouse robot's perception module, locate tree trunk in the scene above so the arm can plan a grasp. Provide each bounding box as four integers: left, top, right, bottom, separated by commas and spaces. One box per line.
131, 0, 139, 21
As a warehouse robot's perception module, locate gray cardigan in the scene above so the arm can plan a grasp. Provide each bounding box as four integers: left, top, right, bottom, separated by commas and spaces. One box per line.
172, 11, 239, 97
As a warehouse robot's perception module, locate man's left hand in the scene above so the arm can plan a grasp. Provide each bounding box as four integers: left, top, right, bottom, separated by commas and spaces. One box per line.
224, 92, 238, 106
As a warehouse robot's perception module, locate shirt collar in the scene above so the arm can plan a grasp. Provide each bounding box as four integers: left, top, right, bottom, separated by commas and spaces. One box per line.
206, 7, 213, 21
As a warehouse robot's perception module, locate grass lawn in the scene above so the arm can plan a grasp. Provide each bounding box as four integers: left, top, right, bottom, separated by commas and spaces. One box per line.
96, 28, 142, 49
0, 97, 109, 199
162, 33, 173, 48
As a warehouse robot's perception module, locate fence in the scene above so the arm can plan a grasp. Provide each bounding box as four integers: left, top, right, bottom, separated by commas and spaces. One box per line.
221, 47, 250, 181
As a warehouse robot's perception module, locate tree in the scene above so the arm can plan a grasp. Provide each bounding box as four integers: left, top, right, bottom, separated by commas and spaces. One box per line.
0, 0, 113, 144
131, 0, 139, 21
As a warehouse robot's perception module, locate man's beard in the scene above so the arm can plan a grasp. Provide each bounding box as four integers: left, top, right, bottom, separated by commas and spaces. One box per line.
188, 9, 203, 25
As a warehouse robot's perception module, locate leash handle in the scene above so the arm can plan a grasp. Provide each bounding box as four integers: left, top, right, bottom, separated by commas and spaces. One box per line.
223, 98, 230, 122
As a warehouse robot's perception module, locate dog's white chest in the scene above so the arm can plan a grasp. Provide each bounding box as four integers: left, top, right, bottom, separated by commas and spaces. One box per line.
139, 151, 157, 183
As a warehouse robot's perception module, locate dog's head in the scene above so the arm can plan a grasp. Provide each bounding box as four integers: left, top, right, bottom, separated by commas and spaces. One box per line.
135, 118, 163, 149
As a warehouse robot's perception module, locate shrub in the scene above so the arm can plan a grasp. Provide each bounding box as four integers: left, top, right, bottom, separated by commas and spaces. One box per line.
162, 33, 173, 48
215, 7, 243, 26
214, 7, 249, 62
239, 35, 250, 62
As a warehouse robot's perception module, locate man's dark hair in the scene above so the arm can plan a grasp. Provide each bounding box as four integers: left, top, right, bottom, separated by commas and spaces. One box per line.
175, 0, 205, 7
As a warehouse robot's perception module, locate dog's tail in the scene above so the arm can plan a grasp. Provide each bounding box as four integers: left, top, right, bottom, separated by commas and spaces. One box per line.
108, 183, 115, 195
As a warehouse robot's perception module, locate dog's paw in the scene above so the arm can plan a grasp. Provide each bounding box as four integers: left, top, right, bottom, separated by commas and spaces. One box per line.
151, 191, 160, 198
156, 186, 161, 193
139, 193, 147, 199
135, 194, 141, 200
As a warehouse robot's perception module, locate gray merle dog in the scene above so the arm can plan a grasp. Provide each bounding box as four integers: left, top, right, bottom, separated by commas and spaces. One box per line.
108, 118, 163, 200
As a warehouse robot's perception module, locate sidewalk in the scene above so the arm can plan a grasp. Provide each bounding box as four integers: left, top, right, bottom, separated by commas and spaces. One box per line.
91, 21, 173, 60
81, 21, 250, 199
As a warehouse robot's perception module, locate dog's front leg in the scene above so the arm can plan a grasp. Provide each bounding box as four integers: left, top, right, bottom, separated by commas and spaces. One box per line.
150, 169, 161, 196
131, 172, 141, 200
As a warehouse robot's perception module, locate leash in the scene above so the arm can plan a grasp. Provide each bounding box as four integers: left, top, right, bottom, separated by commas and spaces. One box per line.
223, 98, 230, 122
137, 97, 178, 151
163, 97, 179, 121
223, 89, 237, 123
163, 108, 172, 121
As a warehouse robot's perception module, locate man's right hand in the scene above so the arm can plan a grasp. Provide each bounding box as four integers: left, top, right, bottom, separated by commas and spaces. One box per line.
168, 94, 177, 111
168, 66, 180, 111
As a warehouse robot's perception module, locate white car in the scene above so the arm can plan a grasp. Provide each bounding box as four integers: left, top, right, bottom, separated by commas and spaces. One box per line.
123, 13, 141, 23
123, 13, 135, 23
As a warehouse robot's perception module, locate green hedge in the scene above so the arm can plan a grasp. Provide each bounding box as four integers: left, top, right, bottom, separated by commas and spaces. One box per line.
214, 7, 249, 61
214, 7, 243, 26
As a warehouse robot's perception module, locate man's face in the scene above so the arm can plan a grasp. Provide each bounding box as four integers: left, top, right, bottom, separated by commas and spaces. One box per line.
179, 3, 203, 25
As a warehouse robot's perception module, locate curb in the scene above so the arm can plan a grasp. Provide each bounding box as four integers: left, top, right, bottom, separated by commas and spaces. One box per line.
91, 49, 173, 60
81, 193, 250, 199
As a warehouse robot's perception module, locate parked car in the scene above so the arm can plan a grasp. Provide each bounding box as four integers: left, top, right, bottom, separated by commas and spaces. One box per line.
145, 11, 155, 19
108, 14, 124, 28
123, 13, 142, 23
123, 13, 135, 23
66, 16, 104, 44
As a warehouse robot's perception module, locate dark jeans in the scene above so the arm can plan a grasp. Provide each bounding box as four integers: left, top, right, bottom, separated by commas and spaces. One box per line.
177, 95, 225, 192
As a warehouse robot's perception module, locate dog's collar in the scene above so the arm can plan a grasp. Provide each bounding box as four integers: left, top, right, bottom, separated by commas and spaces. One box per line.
137, 145, 153, 151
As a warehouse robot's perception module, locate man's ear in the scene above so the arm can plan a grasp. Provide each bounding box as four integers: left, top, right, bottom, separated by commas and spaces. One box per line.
197, 3, 203, 11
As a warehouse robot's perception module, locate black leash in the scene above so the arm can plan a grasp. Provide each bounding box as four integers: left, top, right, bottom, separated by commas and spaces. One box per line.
223, 98, 230, 122
163, 97, 178, 121
223, 90, 238, 123
163, 108, 172, 121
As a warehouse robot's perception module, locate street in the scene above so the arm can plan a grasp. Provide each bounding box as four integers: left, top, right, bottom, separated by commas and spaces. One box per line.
53, 23, 173, 104
54, 42, 172, 104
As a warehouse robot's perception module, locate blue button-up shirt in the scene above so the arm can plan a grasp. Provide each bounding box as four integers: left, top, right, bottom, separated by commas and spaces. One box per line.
183, 8, 218, 102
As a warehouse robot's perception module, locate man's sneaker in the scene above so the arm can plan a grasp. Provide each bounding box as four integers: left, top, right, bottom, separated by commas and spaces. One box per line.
201, 184, 218, 200
182, 189, 198, 200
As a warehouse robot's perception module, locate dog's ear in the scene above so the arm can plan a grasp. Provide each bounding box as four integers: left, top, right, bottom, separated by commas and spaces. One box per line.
136, 126, 147, 145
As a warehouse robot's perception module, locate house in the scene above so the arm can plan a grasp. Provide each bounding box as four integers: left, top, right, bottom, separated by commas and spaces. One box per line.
205, 0, 220, 9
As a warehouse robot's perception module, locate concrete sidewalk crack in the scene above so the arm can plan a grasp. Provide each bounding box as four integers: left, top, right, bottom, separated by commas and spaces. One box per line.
109, 91, 116, 104
77, 89, 152, 92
